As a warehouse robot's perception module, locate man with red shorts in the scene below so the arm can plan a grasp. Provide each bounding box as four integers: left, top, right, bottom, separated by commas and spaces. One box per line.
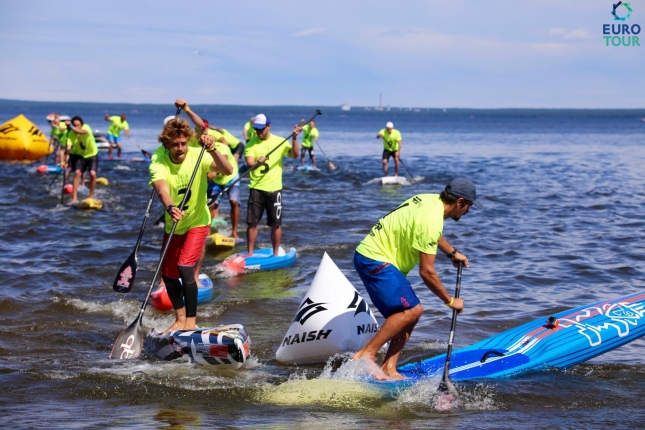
149, 112, 232, 333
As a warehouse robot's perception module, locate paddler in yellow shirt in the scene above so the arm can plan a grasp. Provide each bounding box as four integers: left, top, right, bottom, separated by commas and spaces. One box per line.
352, 178, 482, 380
300, 120, 319, 167
149, 108, 232, 333
104, 113, 130, 159
242, 117, 257, 143
244, 114, 302, 256
377, 122, 402, 177
201, 120, 241, 239
67, 116, 99, 204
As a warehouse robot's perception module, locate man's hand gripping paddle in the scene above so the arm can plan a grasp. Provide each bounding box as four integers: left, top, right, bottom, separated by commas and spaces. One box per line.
109, 109, 208, 360
112, 107, 181, 294
436, 262, 463, 410
206, 110, 322, 207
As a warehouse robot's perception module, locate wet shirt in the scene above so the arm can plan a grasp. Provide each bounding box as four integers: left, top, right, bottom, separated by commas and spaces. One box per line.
244, 134, 292, 192
68, 124, 98, 158
149, 146, 214, 235
211, 141, 238, 185
356, 194, 444, 275
379, 128, 402, 152
107, 116, 129, 137
220, 129, 241, 149
302, 125, 319, 148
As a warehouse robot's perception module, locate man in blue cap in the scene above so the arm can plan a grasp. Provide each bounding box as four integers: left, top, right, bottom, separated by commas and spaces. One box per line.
243, 114, 301, 256
352, 177, 483, 380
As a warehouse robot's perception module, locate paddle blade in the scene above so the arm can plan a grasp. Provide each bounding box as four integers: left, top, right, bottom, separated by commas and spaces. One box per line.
436, 378, 461, 410
328, 161, 338, 171
109, 317, 144, 360
113, 252, 137, 293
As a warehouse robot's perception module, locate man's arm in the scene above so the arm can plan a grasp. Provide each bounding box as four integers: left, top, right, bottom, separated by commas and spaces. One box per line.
199, 135, 233, 175
104, 114, 111, 122
69, 125, 88, 135
288, 125, 302, 159
152, 179, 184, 223
174, 98, 204, 129
437, 237, 469, 268
419, 252, 464, 312
242, 124, 249, 141
376, 132, 383, 138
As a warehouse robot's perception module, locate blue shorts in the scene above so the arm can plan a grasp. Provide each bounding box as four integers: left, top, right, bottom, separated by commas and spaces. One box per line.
354, 251, 420, 319
107, 133, 121, 144
207, 177, 240, 206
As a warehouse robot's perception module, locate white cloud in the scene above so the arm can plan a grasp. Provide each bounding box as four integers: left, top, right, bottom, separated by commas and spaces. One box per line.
292, 28, 325, 37
549, 28, 566, 36
564, 29, 591, 40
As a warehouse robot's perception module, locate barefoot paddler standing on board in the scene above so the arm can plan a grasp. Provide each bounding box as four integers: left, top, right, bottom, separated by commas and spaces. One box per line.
150, 107, 232, 333
352, 178, 482, 379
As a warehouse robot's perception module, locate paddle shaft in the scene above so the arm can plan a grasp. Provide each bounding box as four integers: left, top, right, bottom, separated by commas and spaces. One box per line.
441, 262, 463, 385
399, 158, 416, 182
210, 110, 322, 203
313, 139, 337, 169
133, 189, 156, 253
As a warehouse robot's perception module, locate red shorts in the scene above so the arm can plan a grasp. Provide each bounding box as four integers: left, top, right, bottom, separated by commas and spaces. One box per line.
160, 225, 209, 279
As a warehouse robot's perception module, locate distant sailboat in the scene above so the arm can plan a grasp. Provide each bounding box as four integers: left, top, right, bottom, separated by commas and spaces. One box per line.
341, 104, 351, 111
375, 93, 384, 111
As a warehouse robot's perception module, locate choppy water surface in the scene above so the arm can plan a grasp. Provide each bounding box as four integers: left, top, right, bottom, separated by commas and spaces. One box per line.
1, 102, 645, 428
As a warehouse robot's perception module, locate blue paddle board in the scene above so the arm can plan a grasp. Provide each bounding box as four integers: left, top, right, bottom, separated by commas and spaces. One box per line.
390, 290, 645, 384
221, 247, 297, 275
297, 164, 320, 172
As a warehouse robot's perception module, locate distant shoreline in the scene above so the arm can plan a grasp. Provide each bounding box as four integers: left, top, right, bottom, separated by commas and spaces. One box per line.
0, 98, 644, 118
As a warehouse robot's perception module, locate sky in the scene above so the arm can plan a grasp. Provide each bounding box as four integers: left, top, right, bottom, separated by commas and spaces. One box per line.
1, 0, 643, 108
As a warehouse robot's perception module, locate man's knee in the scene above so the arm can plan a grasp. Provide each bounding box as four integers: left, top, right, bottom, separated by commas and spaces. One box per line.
89, 170, 97, 178
405, 303, 423, 321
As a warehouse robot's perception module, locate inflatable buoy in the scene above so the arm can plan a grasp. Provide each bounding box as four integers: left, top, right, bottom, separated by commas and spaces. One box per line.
144, 324, 251, 368
96, 177, 109, 186
276, 252, 379, 365
63, 184, 73, 194
0, 114, 52, 161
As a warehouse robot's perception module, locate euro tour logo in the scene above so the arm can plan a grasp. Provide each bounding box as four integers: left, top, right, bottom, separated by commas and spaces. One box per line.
603, 2, 641, 46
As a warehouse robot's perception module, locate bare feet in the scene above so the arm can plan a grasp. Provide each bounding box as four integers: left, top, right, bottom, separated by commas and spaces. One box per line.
352, 354, 389, 381
162, 319, 185, 334
183, 317, 197, 331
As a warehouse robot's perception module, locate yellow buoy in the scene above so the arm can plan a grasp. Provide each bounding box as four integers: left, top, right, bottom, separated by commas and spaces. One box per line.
96, 177, 109, 186
0, 114, 52, 161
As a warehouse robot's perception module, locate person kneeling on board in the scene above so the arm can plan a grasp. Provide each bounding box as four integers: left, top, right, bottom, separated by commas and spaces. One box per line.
352, 178, 483, 380
150, 115, 232, 333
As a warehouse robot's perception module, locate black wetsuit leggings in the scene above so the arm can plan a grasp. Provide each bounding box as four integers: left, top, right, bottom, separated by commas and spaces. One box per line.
162, 265, 197, 318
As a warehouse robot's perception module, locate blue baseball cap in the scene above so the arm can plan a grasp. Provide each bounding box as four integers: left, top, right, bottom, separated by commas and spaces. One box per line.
253, 114, 271, 129
445, 178, 483, 209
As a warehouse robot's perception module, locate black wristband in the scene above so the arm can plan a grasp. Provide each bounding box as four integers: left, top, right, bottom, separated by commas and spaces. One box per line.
166, 205, 176, 214
446, 248, 458, 258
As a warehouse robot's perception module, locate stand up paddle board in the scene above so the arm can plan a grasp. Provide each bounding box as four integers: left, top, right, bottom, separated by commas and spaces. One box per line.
390, 289, 645, 385
37, 165, 62, 174
220, 247, 297, 275
297, 164, 320, 172
206, 233, 244, 249
144, 324, 251, 368
150, 274, 214, 312
70, 197, 103, 210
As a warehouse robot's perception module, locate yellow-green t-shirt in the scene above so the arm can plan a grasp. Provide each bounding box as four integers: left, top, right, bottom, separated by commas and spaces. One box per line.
302, 125, 319, 148
379, 128, 402, 152
221, 129, 241, 149
58, 123, 69, 145
244, 121, 257, 141
149, 146, 214, 235
244, 134, 292, 192
108, 116, 129, 137
212, 141, 238, 185
356, 194, 444, 275
68, 124, 98, 158
50, 124, 64, 139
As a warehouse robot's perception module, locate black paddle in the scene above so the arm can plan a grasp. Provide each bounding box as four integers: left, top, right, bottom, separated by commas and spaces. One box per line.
206, 110, 322, 207
437, 262, 463, 402
109, 133, 209, 360
399, 158, 416, 183
112, 189, 156, 293
314, 139, 338, 170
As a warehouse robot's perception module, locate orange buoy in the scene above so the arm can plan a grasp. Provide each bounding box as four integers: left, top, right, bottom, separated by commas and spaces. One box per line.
0, 114, 52, 161
37, 165, 48, 174
63, 184, 73, 194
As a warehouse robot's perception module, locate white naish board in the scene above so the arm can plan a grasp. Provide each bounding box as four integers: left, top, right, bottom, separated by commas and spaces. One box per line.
276, 252, 379, 365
